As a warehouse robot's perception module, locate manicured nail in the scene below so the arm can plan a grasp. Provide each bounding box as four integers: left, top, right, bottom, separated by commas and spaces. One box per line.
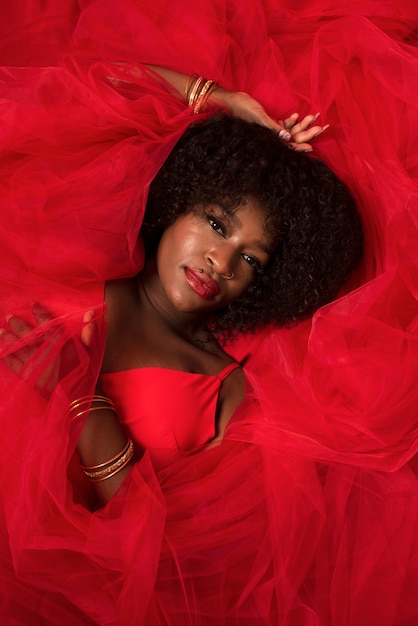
278, 129, 291, 141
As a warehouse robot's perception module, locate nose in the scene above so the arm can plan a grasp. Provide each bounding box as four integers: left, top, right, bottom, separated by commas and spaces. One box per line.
206, 244, 235, 280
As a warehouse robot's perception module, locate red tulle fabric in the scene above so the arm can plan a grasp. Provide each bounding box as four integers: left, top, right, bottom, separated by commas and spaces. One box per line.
0, 1, 418, 624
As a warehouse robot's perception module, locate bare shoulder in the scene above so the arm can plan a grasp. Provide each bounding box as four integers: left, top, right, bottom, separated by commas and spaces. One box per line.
102, 278, 139, 371
104, 279, 133, 319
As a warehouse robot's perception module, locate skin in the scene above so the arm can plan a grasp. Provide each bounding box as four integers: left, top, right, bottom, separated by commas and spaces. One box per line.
146, 200, 272, 316
93, 199, 275, 504
114, 64, 329, 151
103, 199, 273, 374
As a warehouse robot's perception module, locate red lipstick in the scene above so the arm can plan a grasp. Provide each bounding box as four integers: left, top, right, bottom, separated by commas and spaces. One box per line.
184, 268, 220, 300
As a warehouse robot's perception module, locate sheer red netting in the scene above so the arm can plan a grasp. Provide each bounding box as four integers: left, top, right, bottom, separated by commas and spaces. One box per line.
1, 1, 418, 624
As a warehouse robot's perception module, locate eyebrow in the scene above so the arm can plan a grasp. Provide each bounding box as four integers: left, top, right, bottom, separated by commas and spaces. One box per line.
256, 240, 274, 255
221, 208, 274, 256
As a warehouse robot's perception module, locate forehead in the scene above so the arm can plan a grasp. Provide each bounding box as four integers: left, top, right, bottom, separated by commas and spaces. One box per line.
231, 197, 266, 222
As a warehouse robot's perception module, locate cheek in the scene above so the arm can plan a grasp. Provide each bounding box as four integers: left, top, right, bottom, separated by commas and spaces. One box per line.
157, 227, 184, 267
156, 226, 202, 284
226, 276, 255, 303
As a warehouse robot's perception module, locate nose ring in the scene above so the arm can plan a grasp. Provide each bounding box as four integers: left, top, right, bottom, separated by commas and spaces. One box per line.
222, 271, 234, 280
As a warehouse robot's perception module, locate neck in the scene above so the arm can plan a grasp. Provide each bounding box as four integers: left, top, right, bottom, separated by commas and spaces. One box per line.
137, 260, 211, 344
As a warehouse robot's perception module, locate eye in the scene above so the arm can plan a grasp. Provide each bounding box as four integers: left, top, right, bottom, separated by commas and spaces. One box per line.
208, 217, 225, 236
242, 253, 260, 271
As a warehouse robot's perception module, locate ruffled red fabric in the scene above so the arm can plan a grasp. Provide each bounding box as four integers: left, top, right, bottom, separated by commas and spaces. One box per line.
1, 1, 418, 624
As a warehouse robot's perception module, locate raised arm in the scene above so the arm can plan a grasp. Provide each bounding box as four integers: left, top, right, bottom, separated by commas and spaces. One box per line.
146, 65, 328, 151
110, 63, 328, 151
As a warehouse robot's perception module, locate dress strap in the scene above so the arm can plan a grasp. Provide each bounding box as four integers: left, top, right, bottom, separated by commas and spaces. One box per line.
216, 361, 241, 382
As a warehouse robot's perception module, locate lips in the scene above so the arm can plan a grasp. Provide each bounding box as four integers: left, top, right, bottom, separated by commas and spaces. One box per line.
184, 268, 220, 300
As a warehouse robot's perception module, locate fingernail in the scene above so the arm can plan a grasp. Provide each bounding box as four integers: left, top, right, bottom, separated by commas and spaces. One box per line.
278, 129, 291, 141
303, 148, 313, 153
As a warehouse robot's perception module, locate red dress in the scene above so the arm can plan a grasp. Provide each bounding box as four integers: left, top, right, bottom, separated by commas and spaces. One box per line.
101, 362, 241, 464
1, 1, 418, 624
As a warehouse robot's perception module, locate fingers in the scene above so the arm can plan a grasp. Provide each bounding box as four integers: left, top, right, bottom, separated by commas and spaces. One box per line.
225, 91, 329, 149
0, 305, 54, 373
0, 327, 24, 372
227, 93, 329, 148
289, 112, 319, 134
293, 123, 329, 141
80, 310, 98, 348
278, 128, 292, 141
293, 125, 329, 145
284, 112, 322, 132
282, 112, 300, 129
7, 314, 34, 339
284, 112, 329, 135
2, 304, 52, 340
0, 321, 34, 372
289, 142, 315, 153
31, 302, 53, 326
2, 352, 24, 374
282, 112, 330, 151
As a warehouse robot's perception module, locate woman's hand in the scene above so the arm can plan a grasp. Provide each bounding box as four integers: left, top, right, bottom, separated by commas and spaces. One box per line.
1, 305, 94, 398
1, 305, 60, 396
209, 89, 328, 152
1, 306, 132, 505
280, 112, 329, 152
139, 67, 329, 151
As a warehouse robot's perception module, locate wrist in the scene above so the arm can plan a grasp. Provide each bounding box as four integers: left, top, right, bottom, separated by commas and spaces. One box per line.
70, 394, 137, 504
206, 85, 230, 109
185, 75, 219, 114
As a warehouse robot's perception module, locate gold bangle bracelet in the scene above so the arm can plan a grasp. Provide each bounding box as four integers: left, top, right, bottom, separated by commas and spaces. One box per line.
185, 73, 198, 101
69, 394, 116, 409
82, 440, 135, 482
69, 395, 117, 421
193, 80, 218, 114
187, 75, 205, 107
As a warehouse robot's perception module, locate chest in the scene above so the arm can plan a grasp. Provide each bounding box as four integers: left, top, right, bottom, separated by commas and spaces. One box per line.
100, 364, 239, 465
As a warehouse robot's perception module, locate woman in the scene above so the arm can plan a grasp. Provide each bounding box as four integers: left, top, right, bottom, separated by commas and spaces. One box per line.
67, 114, 362, 505
4, 113, 362, 498
1, 1, 418, 625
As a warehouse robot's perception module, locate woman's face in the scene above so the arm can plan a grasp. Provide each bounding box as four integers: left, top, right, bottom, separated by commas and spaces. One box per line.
153, 199, 274, 316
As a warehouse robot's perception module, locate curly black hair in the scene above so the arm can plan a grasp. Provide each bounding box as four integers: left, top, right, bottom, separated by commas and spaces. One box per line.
142, 114, 363, 336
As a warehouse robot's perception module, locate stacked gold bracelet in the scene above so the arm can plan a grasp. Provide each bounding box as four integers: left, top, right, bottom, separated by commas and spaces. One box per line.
69, 394, 135, 482
185, 74, 218, 114
81, 439, 134, 482
69, 395, 117, 422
